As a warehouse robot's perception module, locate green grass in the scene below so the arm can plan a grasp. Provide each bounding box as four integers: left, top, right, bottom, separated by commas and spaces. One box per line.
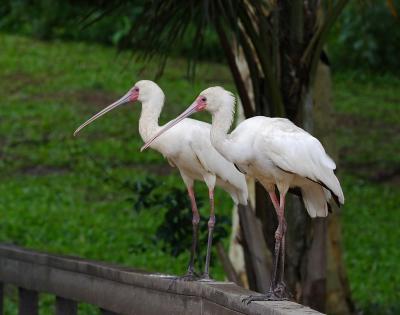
0, 34, 235, 314
0, 34, 399, 314
334, 72, 400, 314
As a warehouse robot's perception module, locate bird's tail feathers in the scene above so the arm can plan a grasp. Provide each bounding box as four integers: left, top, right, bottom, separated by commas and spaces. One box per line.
238, 190, 248, 206
319, 171, 345, 205
218, 177, 248, 206
321, 153, 336, 170
232, 184, 248, 206
301, 184, 329, 218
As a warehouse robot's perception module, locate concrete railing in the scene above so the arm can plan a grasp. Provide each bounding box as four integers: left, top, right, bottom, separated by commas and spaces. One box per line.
0, 244, 323, 314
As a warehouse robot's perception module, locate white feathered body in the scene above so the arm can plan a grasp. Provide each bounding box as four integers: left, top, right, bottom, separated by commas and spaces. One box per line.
219, 116, 344, 217
133, 81, 247, 205
148, 118, 248, 205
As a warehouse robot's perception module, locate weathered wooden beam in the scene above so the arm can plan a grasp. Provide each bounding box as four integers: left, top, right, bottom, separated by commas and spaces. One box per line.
239, 204, 273, 293
216, 243, 243, 287
0, 244, 324, 315
18, 287, 38, 315
56, 296, 77, 315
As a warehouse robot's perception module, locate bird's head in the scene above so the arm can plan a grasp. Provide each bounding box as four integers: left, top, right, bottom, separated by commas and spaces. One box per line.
140, 86, 235, 151
73, 80, 163, 136
133, 80, 164, 103
194, 86, 235, 114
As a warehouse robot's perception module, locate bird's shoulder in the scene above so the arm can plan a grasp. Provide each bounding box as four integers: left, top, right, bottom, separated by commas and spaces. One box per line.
256, 119, 336, 174
162, 118, 218, 159
161, 118, 210, 142
258, 118, 320, 148
182, 117, 211, 128
230, 116, 267, 141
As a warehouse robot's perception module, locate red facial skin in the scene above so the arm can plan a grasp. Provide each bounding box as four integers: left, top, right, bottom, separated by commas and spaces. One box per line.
196, 96, 207, 111
130, 87, 139, 102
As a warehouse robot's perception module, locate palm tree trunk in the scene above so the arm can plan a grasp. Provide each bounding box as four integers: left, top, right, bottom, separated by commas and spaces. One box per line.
285, 60, 354, 314
312, 61, 355, 315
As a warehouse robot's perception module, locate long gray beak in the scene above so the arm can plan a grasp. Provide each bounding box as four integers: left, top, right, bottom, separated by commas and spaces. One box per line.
74, 91, 133, 136
140, 101, 198, 151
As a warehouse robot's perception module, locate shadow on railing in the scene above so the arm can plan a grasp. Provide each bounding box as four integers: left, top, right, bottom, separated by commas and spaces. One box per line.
0, 244, 323, 315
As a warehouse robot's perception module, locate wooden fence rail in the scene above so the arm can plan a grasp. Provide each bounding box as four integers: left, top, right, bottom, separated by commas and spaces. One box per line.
0, 244, 323, 315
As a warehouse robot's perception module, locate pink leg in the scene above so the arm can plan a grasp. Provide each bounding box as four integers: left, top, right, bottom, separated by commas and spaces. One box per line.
275, 192, 287, 243
275, 192, 288, 297
268, 191, 282, 287
243, 190, 289, 304
203, 189, 215, 279
269, 190, 288, 296
186, 186, 200, 276
268, 191, 280, 211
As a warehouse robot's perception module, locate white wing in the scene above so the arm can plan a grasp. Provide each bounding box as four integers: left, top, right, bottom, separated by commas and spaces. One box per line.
260, 118, 344, 204
152, 118, 248, 205
188, 120, 248, 205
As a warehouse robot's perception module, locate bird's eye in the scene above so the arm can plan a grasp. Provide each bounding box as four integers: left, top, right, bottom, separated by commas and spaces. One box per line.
134, 87, 139, 92
201, 97, 207, 102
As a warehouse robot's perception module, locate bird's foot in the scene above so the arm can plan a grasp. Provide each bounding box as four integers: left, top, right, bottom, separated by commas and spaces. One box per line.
242, 294, 272, 304
242, 283, 291, 304
178, 275, 199, 281
172, 268, 200, 282
272, 281, 292, 300
198, 273, 215, 282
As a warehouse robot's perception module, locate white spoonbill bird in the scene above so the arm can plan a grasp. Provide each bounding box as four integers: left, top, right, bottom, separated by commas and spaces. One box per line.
74, 81, 248, 280
142, 86, 344, 300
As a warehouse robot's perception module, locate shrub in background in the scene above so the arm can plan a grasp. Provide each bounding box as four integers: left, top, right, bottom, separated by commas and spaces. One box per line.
329, 1, 400, 74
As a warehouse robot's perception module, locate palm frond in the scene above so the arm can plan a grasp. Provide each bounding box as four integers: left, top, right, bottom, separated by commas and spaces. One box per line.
74, 0, 349, 120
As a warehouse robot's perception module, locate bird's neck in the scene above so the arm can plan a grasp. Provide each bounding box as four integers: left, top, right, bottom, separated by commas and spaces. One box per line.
138, 98, 163, 143
210, 103, 236, 161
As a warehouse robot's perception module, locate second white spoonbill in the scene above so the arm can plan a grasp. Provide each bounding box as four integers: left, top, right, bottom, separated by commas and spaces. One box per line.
142, 86, 344, 300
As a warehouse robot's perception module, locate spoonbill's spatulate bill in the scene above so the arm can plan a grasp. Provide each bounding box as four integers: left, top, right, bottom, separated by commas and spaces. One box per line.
142, 86, 344, 300
74, 81, 248, 280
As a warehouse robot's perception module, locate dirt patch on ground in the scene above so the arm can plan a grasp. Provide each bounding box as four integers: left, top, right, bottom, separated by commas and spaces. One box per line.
73, 89, 118, 108
19, 165, 71, 176
369, 167, 400, 186
106, 162, 174, 177
17, 163, 171, 177
1, 71, 116, 108
1, 72, 47, 93
141, 164, 174, 176
336, 112, 400, 132
24, 88, 117, 109
382, 96, 400, 104
337, 112, 399, 185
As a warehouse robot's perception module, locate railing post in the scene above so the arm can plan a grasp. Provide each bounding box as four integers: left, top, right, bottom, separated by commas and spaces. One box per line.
0, 283, 3, 315
56, 296, 77, 315
100, 308, 118, 315
18, 287, 38, 315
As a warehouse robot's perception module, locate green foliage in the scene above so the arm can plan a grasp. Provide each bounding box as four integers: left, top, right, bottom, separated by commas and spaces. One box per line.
0, 0, 223, 62
341, 176, 400, 315
334, 71, 400, 177
3, 0, 399, 74
124, 176, 231, 262
329, 1, 400, 73
93, 0, 349, 119
0, 0, 139, 42
334, 73, 400, 315
0, 33, 236, 314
